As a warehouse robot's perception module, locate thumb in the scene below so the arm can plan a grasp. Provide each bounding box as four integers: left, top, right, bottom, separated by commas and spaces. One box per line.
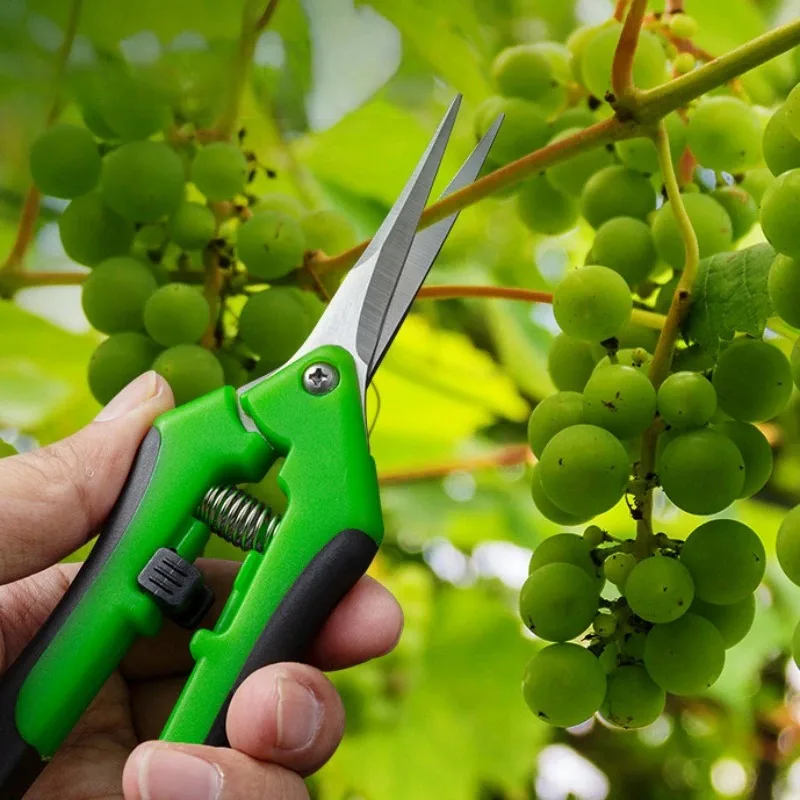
0, 371, 174, 584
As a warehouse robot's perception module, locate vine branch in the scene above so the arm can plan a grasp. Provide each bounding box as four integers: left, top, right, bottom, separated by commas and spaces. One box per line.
612, 0, 648, 101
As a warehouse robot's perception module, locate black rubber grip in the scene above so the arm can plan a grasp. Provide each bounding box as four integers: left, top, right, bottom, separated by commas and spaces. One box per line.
203, 529, 378, 746
0, 429, 162, 800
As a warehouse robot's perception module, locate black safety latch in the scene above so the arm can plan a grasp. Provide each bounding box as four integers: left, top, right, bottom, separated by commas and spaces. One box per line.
137, 548, 214, 629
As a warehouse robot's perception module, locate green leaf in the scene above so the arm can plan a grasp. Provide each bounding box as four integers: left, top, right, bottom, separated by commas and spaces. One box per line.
685, 244, 775, 357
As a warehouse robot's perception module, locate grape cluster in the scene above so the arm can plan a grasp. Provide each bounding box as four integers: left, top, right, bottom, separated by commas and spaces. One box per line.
31, 66, 357, 406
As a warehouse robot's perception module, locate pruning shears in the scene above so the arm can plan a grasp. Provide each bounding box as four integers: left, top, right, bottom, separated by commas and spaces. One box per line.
0, 95, 502, 798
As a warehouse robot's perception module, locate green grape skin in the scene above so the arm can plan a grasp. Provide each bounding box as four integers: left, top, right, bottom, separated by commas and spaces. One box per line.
567, 24, 602, 80
671, 343, 716, 373
659, 428, 745, 514
643, 613, 725, 695
152, 344, 224, 406
740, 168, 775, 205
474, 96, 550, 166
651, 193, 733, 269
709, 186, 757, 241
528, 532, 603, 588
301, 209, 358, 256
87, 332, 161, 405
716, 421, 773, 498
580, 23, 667, 100
516, 174, 578, 235
171, 202, 216, 250
95, 70, 171, 141
81, 257, 157, 334
59, 193, 134, 266
603, 552, 636, 588
599, 642, 619, 673
614, 114, 686, 174
527, 392, 585, 458
593, 612, 617, 638
793, 338, 800, 391
530, 463, 591, 526
583, 364, 656, 439
492, 44, 559, 103
522, 643, 606, 727
583, 524, 605, 549
255, 193, 306, 219
553, 266, 632, 342
680, 519, 765, 604
539, 424, 630, 518
546, 129, 615, 197
712, 338, 792, 422
776, 504, 800, 585
191, 142, 248, 202
624, 555, 694, 624
761, 168, 800, 258
691, 595, 755, 649
29, 123, 101, 199
794, 619, 800, 669
618, 323, 659, 352
526, 42, 573, 113
580, 166, 656, 229
657, 371, 717, 430
782, 83, 800, 141
687, 97, 763, 172
768, 254, 800, 327
550, 107, 597, 135
762, 109, 800, 177
519, 563, 599, 642
600, 664, 666, 730
100, 141, 185, 223
593, 347, 653, 374
590, 217, 657, 288
216, 351, 249, 387
619, 629, 647, 661
547, 334, 598, 392
237, 211, 306, 280
143, 284, 210, 347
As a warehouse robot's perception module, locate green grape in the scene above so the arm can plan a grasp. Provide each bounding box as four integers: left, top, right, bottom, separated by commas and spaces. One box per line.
740, 168, 775, 205
593, 347, 653, 374
590, 217, 657, 288
619, 629, 647, 661
687, 97, 763, 172
522, 643, 606, 727
651, 193, 733, 269
599, 642, 619, 673
691, 595, 755, 648
761, 168, 800, 258
527, 392, 585, 458
709, 186, 757, 241
673, 52, 695, 75
516, 174, 579, 235
583, 364, 656, 439
712, 338, 792, 422
669, 13, 698, 38
567, 24, 602, 80
794, 620, 800, 669
81, 257, 157, 334
492, 44, 559, 102
143, 284, 210, 347
776, 504, 800, 585
539, 424, 630, 518
255, 193, 305, 219
671, 343, 716, 373
643, 613, 725, 695
614, 115, 686, 175
301, 209, 358, 255
603, 552, 636, 587
593, 612, 617, 638
100, 141, 184, 223
762, 108, 800, 177
519, 563, 599, 642
769, 254, 800, 327
238, 287, 322, 365
657, 371, 717, 430
580, 166, 656, 229
216, 350, 249, 387
553, 266, 632, 342
87, 332, 161, 405
617, 323, 659, 352
716, 421, 773, 498
530, 463, 591, 526
600, 665, 665, 729
583, 524, 606, 549
624, 555, 694, 624
680, 519, 765, 604
528, 42, 573, 112
29, 123, 101, 199
580, 23, 667, 100
659, 428, 744, 514
547, 334, 598, 392
793, 338, 800, 391
550, 107, 597, 134
152, 344, 224, 406
191, 142, 248, 202
171, 202, 216, 250
474, 96, 550, 166
237, 210, 306, 280
96, 70, 171, 141
528, 532, 602, 587
782, 83, 800, 141
58, 193, 134, 266
546, 129, 615, 197
134, 224, 168, 253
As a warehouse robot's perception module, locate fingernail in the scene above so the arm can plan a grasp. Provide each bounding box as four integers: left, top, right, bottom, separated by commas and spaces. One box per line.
276, 675, 322, 751
136, 745, 222, 800
94, 371, 160, 422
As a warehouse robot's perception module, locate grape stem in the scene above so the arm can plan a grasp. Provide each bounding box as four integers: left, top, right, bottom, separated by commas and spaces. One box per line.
613, 0, 632, 22
611, 0, 648, 102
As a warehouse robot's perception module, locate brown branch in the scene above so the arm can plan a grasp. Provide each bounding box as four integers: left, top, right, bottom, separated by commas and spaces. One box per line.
378, 445, 532, 486
417, 286, 553, 303
614, 0, 632, 21
612, 0, 648, 100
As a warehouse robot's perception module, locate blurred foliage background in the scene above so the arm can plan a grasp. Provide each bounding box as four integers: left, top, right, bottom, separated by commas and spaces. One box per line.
4, 0, 800, 798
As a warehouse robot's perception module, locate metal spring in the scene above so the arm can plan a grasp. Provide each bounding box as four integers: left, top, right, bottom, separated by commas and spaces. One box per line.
197, 485, 281, 553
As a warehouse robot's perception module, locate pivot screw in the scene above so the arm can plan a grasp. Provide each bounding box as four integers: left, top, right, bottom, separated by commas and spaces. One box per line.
303, 363, 339, 395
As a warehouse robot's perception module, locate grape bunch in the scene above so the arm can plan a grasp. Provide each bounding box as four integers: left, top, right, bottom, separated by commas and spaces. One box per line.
30, 65, 358, 406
